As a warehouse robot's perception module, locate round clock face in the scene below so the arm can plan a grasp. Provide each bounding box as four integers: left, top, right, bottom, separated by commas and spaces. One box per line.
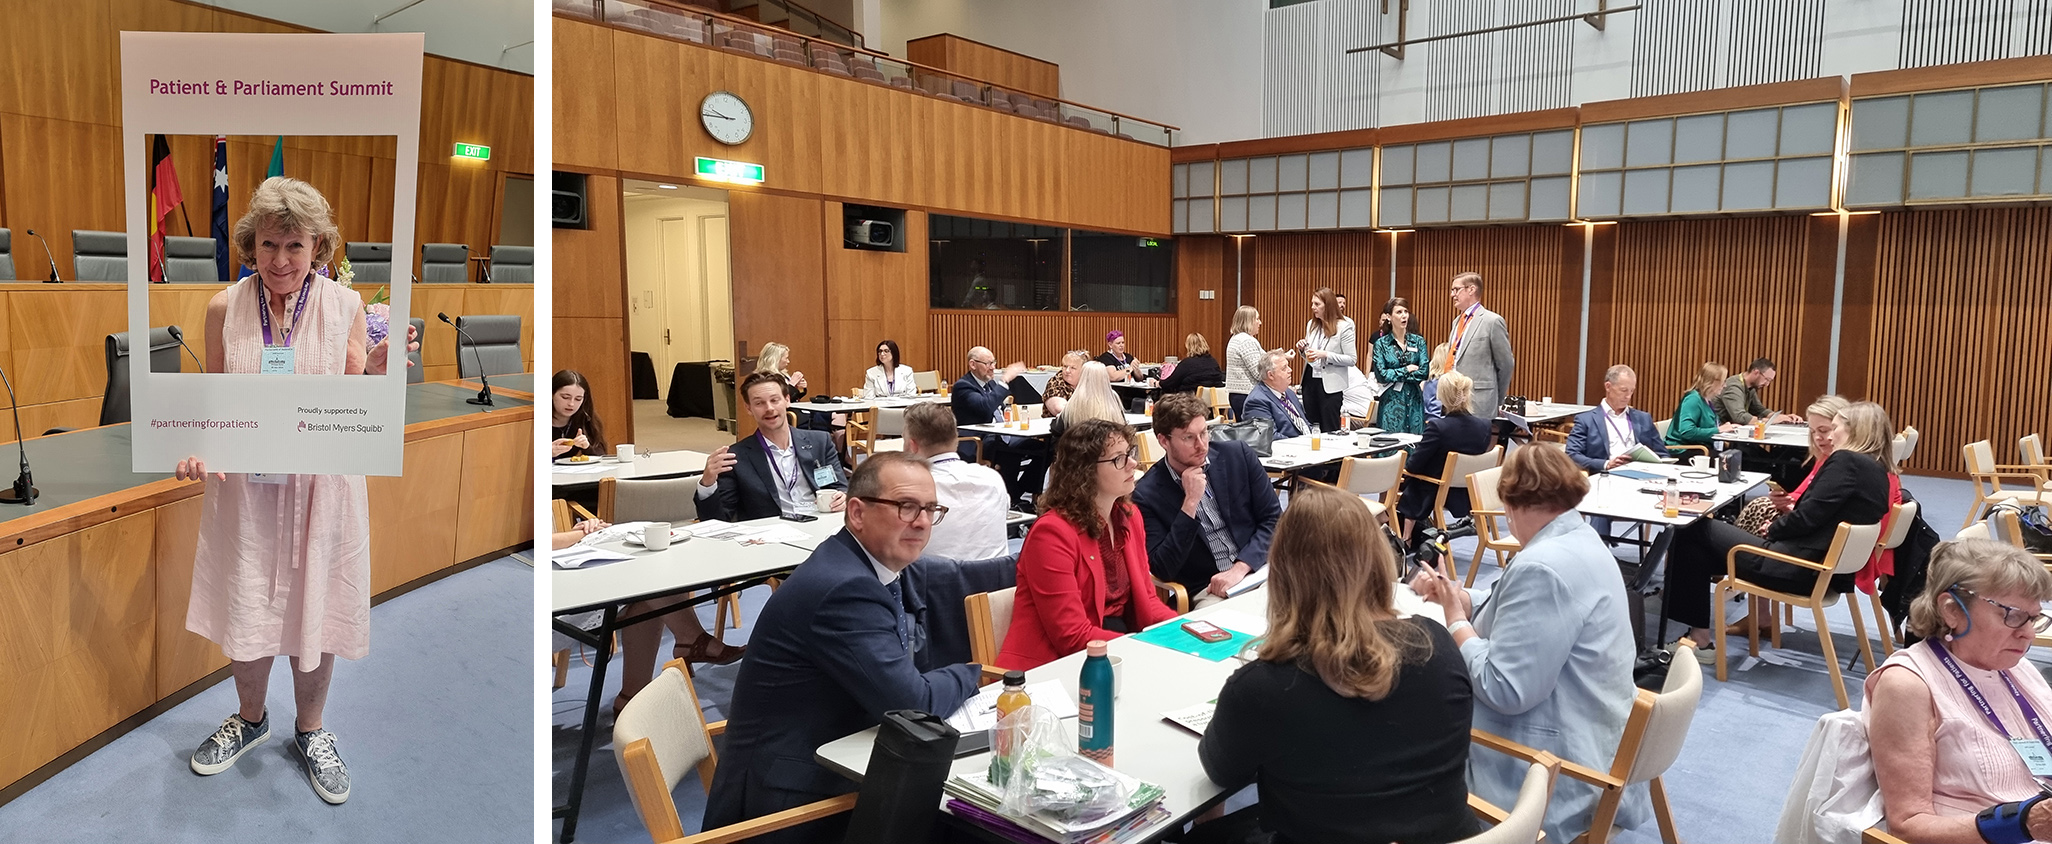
700, 91, 753, 145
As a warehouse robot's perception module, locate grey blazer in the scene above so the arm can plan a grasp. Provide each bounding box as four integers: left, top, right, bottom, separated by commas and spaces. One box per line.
1450, 305, 1514, 413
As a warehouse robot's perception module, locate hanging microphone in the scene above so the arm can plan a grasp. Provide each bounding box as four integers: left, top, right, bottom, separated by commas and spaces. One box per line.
0, 367, 37, 504
23, 229, 59, 283
437, 312, 492, 407
166, 325, 205, 373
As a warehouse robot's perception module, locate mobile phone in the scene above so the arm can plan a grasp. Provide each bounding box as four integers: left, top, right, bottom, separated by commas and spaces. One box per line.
954, 729, 992, 757
1765, 480, 1786, 495
779, 512, 819, 522
1182, 620, 1233, 643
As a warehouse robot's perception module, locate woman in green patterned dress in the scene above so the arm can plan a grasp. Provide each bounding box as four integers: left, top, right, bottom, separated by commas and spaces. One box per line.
1371, 297, 1429, 434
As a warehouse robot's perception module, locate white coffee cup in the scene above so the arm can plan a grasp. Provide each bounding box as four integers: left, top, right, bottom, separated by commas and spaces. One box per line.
617, 444, 636, 462
644, 521, 671, 551
1541, 396, 1553, 405
1691, 455, 1711, 470
1108, 655, 1124, 700
814, 489, 838, 512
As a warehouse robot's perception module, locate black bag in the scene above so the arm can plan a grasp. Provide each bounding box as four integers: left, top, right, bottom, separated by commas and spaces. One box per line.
1500, 395, 1527, 414
1993, 502, 2052, 553
1880, 489, 1940, 641
1210, 417, 1275, 457
1717, 447, 1744, 484
843, 710, 958, 843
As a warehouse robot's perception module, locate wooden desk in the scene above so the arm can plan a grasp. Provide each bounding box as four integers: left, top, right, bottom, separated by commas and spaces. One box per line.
0, 379, 534, 801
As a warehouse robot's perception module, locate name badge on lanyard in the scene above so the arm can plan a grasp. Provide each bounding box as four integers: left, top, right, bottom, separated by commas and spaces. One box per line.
249, 472, 288, 485
257, 277, 314, 376
1932, 639, 2052, 778
260, 347, 295, 374
812, 465, 837, 489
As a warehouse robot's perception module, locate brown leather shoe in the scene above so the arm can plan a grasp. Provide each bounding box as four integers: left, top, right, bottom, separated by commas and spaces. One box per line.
676, 635, 746, 666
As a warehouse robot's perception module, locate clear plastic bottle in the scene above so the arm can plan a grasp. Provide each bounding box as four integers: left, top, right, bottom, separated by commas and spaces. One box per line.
991, 670, 1032, 785
1663, 477, 1680, 518
1078, 641, 1115, 765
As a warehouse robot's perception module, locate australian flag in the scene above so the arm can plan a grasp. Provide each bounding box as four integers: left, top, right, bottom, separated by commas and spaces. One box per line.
211, 135, 229, 282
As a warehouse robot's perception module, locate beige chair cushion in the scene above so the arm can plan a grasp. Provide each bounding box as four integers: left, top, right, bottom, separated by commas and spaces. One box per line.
989, 587, 1016, 645
613, 666, 713, 805
612, 476, 702, 524
1623, 643, 1704, 785
1455, 760, 1555, 844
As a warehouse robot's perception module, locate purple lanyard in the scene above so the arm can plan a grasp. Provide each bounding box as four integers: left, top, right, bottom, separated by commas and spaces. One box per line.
1606, 411, 1634, 447
256, 277, 314, 347
1930, 639, 2052, 747
759, 433, 800, 494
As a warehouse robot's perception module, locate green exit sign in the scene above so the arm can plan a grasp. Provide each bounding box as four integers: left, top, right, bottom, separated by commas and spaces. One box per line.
696, 156, 766, 185
452, 143, 491, 160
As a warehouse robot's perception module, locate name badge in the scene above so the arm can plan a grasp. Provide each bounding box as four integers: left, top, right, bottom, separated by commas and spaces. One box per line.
260, 346, 295, 374
249, 472, 287, 485
811, 465, 837, 489
2014, 739, 2052, 777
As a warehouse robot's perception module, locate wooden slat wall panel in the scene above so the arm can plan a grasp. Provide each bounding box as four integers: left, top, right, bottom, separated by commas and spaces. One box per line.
1175, 237, 1231, 361
822, 206, 928, 395
1401, 226, 1581, 403
929, 312, 1182, 374
1232, 232, 1392, 386
727, 191, 825, 435
1601, 217, 1815, 426
553, 175, 632, 444
1859, 208, 2052, 476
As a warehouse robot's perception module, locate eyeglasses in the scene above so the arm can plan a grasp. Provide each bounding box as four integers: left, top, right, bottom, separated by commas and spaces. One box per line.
1097, 448, 1141, 470
1957, 588, 2052, 633
855, 496, 949, 525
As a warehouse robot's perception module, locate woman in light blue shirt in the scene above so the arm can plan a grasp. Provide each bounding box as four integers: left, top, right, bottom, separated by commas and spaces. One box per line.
1412, 444, 1647, 844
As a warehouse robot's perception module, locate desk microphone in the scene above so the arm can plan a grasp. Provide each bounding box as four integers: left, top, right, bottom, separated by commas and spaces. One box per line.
0, 368, 37, 505
23, 229, 59, 283
437, 312, 493, 407
166, 325, 205, 373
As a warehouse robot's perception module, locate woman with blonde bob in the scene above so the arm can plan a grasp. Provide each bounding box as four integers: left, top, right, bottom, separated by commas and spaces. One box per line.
174, 176, 417, 805
1867, 540, 2052, 842
1197, 482, 1480, 844
1049, 360, 1126, 439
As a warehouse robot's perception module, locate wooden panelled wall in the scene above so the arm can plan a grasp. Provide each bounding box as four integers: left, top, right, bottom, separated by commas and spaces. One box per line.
906, 34, 1062, 100
0, 0, 535, 282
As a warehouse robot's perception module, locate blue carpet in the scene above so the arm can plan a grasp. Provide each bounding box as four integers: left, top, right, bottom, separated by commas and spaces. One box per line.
0, 555, 534, 844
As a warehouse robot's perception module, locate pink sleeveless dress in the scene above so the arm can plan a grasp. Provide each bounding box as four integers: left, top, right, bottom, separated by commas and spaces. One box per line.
185, 275, 371, 668
1864, 640, 2052, 816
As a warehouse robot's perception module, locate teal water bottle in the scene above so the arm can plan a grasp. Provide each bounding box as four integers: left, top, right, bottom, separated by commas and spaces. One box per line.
1078, 640, 1114, 765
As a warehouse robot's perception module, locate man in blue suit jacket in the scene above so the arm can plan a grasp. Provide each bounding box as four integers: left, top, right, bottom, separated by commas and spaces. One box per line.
1240, 350, 1311, 438
703, 452, 981, 844
1562, 365, 1667, 473
1132, 395, 1282, 606
696, 372, 847, 522
950, 345, 1045, 502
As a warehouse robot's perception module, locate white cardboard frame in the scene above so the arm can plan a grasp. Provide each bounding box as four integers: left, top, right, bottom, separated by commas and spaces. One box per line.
121, 32, 423, 476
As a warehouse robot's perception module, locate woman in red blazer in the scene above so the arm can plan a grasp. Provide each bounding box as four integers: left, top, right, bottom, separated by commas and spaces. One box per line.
999, 417, 1180, 670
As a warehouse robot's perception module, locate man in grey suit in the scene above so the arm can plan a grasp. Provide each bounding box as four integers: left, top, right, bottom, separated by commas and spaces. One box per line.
1446, 271, 1514, 416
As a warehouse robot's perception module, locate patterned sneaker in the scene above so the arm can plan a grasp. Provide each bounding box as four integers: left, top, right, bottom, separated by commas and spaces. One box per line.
294, 728, 351, 804
190, 712, 270, 775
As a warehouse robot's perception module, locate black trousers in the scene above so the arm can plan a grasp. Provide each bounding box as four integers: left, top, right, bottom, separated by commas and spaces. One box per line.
1666, 519, 1851, 630
967, 435, 1048, 500
1228, 392, 1247, 419
1299, 368, 1343, 434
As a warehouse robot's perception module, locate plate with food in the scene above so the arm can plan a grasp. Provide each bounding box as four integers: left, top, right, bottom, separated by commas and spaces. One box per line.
554, 454, 596, 465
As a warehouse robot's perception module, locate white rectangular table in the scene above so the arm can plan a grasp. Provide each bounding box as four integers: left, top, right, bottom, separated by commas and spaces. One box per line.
813, 584, 1445, 842
1501, 401, 1595, 428
1261, 431, 1421, 472
550, 449, 709, 491
1713, 423, 1812, 450
789, 394, 953, 415
1575, 462, 1768, 651
960, 412, 1154, 439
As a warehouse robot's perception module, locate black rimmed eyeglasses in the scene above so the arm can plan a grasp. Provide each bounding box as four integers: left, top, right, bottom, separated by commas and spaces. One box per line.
1956, 588, 2052, 634
1097, 448, 1141, 470
855, 496, 949, 525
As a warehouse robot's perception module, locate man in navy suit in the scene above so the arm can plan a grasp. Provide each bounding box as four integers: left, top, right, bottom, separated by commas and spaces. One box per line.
703, 452, 981, 843
951, 345, 1045, 502
1240, 350, 1311, 439
696, 371, 847, 522
1132, 394, 1282, 607
1563, 364, 1668, 538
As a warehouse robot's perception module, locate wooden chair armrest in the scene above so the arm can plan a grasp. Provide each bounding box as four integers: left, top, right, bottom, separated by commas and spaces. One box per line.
1471, 508, 1505, 517
1401, 471, 1437, 483
1467, 792, 1509, 825
705, 719, 726, 737
1861, 826, 1910, 844
979, 664, 1009, 685
1154, 578, 1191, 614
1981, 470, 2050, 484
1993, 463, 2048, 472
670, 794, 860, 844
1470, 728, 1620, 788
1726, 543, 1833, 575
571, 501, 599, 522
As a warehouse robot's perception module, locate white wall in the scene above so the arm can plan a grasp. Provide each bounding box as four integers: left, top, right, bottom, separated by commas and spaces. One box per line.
623, 189, 732, 377
210, 0, 534, 72
878, 0, 1266, 145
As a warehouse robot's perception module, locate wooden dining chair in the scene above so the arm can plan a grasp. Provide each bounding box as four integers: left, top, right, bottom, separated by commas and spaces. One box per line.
1868, 500, 1919, 655
615, 660, 858, 843
1336, 454, 1404, 521
964, 588, 1017, 684
1962, 440, 2047, 528
1464, 465, 1520, 587
1402, 446, 1504, 533
847, 406, 909, 462
2019, 433, 2052, 487
1455, 754, 1561, 844
1198, 386, 1233, 421
1716, 522, 1886, 710
1137, 433, 1163, 471
1344, 398, 1379, 431
1653, 419, 1708, 458
913, 370, 940, 393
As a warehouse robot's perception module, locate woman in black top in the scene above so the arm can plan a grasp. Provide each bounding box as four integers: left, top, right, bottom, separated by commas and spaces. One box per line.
1195, 482, 1480, 844
1157, 333, 1226, 393
550, 369, 607, 459
1095, 329, 1137, 382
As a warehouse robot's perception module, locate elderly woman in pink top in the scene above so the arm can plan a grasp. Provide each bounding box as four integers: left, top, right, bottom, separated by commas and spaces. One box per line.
172, 177, 416, 805
1868, 539, 2052, 842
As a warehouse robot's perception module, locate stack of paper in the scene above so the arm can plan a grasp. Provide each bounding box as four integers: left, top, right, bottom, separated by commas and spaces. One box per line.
1160, 700, 1216, 735
945, 682, 1078, 733
944, 759, 1166, 844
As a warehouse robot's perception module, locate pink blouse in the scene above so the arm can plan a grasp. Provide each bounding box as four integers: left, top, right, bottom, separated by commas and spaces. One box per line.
1865, 641, 2052, 817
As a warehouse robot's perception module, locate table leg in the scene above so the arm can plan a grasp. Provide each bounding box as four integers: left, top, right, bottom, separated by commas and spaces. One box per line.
557, 605, 618, 843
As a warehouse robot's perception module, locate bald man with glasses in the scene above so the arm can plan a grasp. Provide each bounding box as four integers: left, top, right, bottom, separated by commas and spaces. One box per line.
951, 345, 1045, 505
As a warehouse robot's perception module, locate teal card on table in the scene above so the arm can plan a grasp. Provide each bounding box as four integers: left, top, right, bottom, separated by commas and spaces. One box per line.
1131, 622, 1256, 662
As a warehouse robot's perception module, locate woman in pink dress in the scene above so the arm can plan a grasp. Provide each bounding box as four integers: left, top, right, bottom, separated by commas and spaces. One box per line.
173, 176, 415, 805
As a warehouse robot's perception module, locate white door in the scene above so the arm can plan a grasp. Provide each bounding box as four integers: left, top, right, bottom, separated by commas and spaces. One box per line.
686, 214, 733, 364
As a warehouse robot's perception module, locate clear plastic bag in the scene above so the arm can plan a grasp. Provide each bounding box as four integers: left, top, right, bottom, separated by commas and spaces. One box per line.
992, 705, 1132, 826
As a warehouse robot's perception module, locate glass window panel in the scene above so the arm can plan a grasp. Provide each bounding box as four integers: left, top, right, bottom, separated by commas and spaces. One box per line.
1308, 151, 1341, 190
1188, 197, 1215, 233
1908, 150, 1969, 199
1452, 138, 1491, 181
1220, 159, 1248, 195
1491, 134, 1531, 178
1626, 119, 1674, 166
1725, 109, 1779, 159
1172, 163, 1190, 199
1308, 191, 1340, 228
1851, 96, 1910, 151
1579, 171, 1622, 217
1342, 147, 1378, 188
1487, 181, 1526, 220
1249, 194, 1278, 230
1910, 90, 1974, 147
928, 213, 1064, 311
1774, 157, 1832, 208
1623, 168, 1671, 214
1779, 103, 1838, 156
1670, 164, 1721, 212
1721, 161, 1774, 210
1173, 199, 1189, 233
1415, 186, 1450, 224
1529, 176, 1570, 219
2043, 145, 2052, 197
1415, 142, 1452, 183
1532, 130, 1575, 175
1970, 147, 2039, 196
1976, 85, 2046, 143
1276, 192, 1308, 229
1343, 188, 1379, 227
1580, 123, 1625, 170
1220, 195, 1248, 230
1248, 156, 1279, 193
1189, 160, 1216, 198
1846, 153, 1905, 206
1450, 184, 1488, 220
1673, 114, 1725, 163
1278, 154, 1309, 192
1070, 229, 1175, 314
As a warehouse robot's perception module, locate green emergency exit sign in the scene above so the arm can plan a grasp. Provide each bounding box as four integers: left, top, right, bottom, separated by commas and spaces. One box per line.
696, 156, 766, 185
452, 143, 491, 160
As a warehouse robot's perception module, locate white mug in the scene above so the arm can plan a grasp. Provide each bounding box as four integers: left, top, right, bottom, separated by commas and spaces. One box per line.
1108, 655, 1124, 699
1540, 396, 1553, 405
814, 489, 838, 512
644, 521, 671, 551
1690, 455, 1712, 470
617, 444, 636, 462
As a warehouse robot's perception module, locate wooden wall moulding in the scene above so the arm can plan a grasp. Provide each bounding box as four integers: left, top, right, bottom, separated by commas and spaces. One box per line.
1849, 54, 2052, 98
1209, 127, 1382, 161
1580, 77, 1847, 124
1377, 108, 1580, 147
1398, 226, 1581, 403
906, 33, 1062, 100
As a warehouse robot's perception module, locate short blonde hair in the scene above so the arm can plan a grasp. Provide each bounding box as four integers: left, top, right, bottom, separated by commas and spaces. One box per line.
1438, 370, 1474, 415
1428, 343, 1452, 378
233, 176, 340, 268
754, 342, 790, 375
1807, 394, 1850, 421
1907, 540, 2052, 639
1832, 401, 1896, 473
1184, 333, 1210, 357
1230, 306, 1260, 336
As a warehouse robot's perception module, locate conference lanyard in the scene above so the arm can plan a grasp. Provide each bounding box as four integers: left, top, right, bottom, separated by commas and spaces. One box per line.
1606, 410, 1634, 451
759, 432, 801, 496
1930, 639, 2052, 779
257, 276, 314, 347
